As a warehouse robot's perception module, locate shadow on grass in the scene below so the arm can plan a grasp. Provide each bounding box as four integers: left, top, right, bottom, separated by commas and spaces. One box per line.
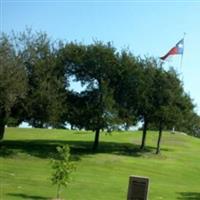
0, 139, 170, 160
177, 192, 200, 200
6, 193, 50, 199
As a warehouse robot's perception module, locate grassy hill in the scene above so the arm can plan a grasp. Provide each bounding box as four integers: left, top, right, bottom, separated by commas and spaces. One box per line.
0, 128, 200, 200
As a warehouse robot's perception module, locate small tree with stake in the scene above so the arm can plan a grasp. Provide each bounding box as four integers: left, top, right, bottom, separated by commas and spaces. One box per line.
51, 145, 76, 200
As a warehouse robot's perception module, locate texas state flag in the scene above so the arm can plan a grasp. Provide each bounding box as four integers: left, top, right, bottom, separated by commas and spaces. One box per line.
160, 39, 184, 60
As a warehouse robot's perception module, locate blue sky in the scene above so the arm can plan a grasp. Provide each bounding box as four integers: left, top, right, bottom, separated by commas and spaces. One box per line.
1, 0, 200, 113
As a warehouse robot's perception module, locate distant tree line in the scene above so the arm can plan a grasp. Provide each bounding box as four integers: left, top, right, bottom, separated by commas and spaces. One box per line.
1, 29, 200, 153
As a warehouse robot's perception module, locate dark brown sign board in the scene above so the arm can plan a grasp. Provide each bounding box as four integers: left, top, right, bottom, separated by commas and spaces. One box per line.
127, 176, 149, 200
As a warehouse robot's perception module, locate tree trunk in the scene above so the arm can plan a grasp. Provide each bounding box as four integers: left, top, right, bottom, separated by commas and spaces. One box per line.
93, 128, 100, 151
0, 120, 5, 140
156, 122, 163, 154
140, 120, 148, 150
56, 183, 61, 199
0, 124, 5, 140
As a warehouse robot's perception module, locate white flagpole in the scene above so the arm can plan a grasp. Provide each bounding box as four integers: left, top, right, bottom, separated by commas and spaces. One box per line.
180, 32, 186, 82
180, 53, 183, 69
180, 33, 186, 68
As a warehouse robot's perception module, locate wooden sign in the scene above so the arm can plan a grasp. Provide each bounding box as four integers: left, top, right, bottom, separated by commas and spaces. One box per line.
127, 176, 149, 200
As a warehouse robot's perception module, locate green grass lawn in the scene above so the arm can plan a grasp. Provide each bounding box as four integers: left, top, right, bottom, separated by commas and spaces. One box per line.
0, 128, 200, 200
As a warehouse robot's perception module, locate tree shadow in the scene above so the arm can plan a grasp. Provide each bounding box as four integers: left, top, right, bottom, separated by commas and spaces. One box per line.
0, 144, 14, 157
0, 139, 171, 160
6, 193, 50, 199
177, 192, 200, 200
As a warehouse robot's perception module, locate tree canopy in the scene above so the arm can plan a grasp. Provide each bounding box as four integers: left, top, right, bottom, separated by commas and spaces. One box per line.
1, 30, 199, 153
0, 34, 27, 139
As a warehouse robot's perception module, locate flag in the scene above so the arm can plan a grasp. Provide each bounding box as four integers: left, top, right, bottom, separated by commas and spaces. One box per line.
160, 39, 184, 60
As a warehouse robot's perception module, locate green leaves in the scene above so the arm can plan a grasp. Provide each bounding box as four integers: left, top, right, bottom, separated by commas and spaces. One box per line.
1, 29, 199, 144
51, 145, 76, 199
0, 34, 27, 139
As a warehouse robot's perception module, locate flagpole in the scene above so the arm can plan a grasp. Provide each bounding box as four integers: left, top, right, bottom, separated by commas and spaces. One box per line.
180, 32, 186, 69
180, 53, 183, 69
179, 33, 186, 82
